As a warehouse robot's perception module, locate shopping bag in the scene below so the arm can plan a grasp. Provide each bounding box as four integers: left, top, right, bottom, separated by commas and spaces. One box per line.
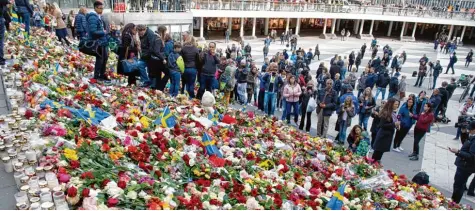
306, 97, 317, 113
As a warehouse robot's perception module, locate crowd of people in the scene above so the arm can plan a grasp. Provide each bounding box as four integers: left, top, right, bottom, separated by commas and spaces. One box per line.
0, 0, 474, 205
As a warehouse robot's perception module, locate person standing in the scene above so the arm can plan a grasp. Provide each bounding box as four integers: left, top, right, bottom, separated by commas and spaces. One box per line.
305, 48, 313, 66
299, 83, 315, 133
355, 51, 362, 71
51, 3, 71, 45
449, 122, 475, 203
466, 49, 474, 68
357, 68, 368, 98
446, 77, 457, 100
388, 72, 400, 99
340, 28, 345, 41
235, 60, 249, 105
375, 71, 390, 101
393, 95, 416, 153
198, 42, 220, 99
283, 75, 302, 125
280, 32, 285, 45
263, 44, 269, 58
74, 7, 88, 40
372, 98, 401, 163
409, 102, 435, 161
67, 10, 75, 38
167, 42, 182, 97
15, 0, 33, 35
181, 36, 200, 98
87, 1, 109, 82
336, 96, 356, 144
225, 29, 230, 43
316, 79, 337, 138
138, 25, 166, 89
430, 60, 443, 90
361, 43, 366, 56
414, 61, 427, 87
437, 81, 450, 118
313, 44, 320, 60
445, 52, 458, 74
358, 87, 376, 131
348, 51, 355, 72
370, 100, 385, 153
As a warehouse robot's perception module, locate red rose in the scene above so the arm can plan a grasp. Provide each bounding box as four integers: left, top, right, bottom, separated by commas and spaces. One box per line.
101, 179, 111, 188
70, 160, 80, 169
24, 109, 34, 119
182, 154, 190, 166
274, 195, 283, 208
101, 143, 110, 152
67, 186, 78, 197
117, 180, 127, 189
107, 198, 119, 207
82, 188, 90, 197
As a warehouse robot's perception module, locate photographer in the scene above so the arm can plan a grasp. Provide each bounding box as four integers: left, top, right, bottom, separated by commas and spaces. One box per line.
454, 98, 475, 143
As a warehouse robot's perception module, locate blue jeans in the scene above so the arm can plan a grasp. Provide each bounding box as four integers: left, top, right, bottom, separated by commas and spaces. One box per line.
357, 89, 363, 98
184, 68, 197, 98
338, 120, 348, 143
134, 59, 150, 84
263, 92, 277, 116
375, 87, 386, 101
432, 75, 438, 90
340, 68, 347, 80
169, 71, 181, 97
237, 83, 247, 104
388, 92, 396, 99
225, 36, 229, 43
359, 113, 369, 130
199, 74, 215, 97
18, 12, 31, 34
34, 20, 41, 27
94, 45, 108, 79
0, 18, 5, 64
455, 127, 461, 138
281, 100, 288, 120
286, 101, 299, 123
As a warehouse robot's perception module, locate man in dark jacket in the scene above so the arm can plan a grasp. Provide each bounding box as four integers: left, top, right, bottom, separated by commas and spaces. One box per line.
74, 7, 88, 40
197, 42, 220, 100
316, 79, 338, 138
87, 1, 110, 82
431, 60, 443, 90
429, 88, 442, 117
414, 61, 427, 87
365, 68, 378, 90
437, 81, 450, 117
360, 43, 366, 56
446, 77, 457, 100
138, 25, 166, 89
449, 122, 475, 203
235, 59, 249, 105
375, 71, 390, 101
329, 61, 340, 81
0, 0, 8, 66
15, 0, 33, 34
263, 45, 269, 58
445, 52, 458, 74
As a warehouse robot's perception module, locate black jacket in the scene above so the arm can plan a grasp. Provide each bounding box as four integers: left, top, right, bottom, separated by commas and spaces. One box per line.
140, 28, 165, 62
373, 116, 396, 152
376, 72, 391, 88
370, 107, 381, 134
200, 52, 220, 76
438, 87, 449, 107
454, 136, 475, 172
15, 0, 33, 15
329, 64, 340, 80
316, 88, 338, 116
181, 44, 200, 68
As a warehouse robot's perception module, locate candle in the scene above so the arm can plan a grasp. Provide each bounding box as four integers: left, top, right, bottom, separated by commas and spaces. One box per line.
3, 156, 13, 173
40, 192, 52, 203
14, 191, 28, 204
26, 150, 36, 162
14, 171, 25, 188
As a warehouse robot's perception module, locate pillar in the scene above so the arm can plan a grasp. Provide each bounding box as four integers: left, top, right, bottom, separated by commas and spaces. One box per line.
359, 19, 364, 35
200, 17, 204, 38
448, 25, 454, 40
353, 20, 359, 34
460, 26, 467, 39
264, 18, 269, 35
240, 17, 244, 37
411, 22, 417, 37
400, 22, 406, 37
336, 19, 341, 32
323, 18, 328, 34
331, 18, 336, 34
252, 18, 256, 37
375, 20, 380, 31
295, 18, 301, 35
285, 18, 290, 33
228, 18, 232, 32
369, 20, 374, 35
387, 21, 393, 36
420, 24, 425, 35
470, 27, 474, 39
394, 21, 398, 30
403, 23, 408, 35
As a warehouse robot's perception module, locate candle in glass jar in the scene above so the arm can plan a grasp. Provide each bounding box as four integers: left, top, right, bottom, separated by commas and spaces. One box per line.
29, 176, 40, 190
14, 171, 25, 188
44, 172, 58, 189
25, 150, 36, 162
40, 192, 52, 203
2, 156, 13, 172
30, 202, 40, 210
14, 191, 28, 204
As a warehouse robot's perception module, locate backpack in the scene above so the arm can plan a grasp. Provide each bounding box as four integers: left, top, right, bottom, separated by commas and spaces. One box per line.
389, 78, 399, 93
176, 56, 185, 73
412, 172, 429, 185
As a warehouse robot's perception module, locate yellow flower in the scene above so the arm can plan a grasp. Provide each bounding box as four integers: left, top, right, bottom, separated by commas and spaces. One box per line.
140, 116, 150, 129
109, 151, 124, 161
64, 148, 78, 161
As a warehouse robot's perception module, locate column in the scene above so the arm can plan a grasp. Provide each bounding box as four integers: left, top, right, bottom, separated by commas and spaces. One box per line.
369, 20, 374, 35
323, 18, 328, 34
200, 17, 204, 38
336, 19, 341, 32
420, 24, 425, 35
359, 19, 364, 35
264, 18, 269, 36
228, 18, 232, 32
252, 18, 256, 37
387, 21, 393, 36
285, 18, 290, 33
240, 17, 244, 37
400, 22, 406, 37
460, 25, 467, 40
375, 20, 380, 31
295, 18, 301, 35
411, 22, 417, 37
448, 25, 454, 40
470, 27, 474, 39
331, 18, 336, 34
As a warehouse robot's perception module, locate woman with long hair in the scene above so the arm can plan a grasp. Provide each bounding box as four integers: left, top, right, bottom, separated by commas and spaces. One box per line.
50, 3, 71, 45
336, 96, 356, 144
393, 94, 417, 152
409, 102, 435, 161
180, 36, 199, 98
154, 26, 169, 91
372, 98, 401, 163
347, 125, 363, 152
283, 75, 302, 125
67, 10, 75, 38
358, 87, 376, 131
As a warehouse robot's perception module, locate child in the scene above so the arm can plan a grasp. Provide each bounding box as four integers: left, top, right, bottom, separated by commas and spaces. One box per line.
167, 42, 182, 97
347, 125, 363, 152
220, 60, 237, 107
33, 7, 43, 27
355, 131, 371, 157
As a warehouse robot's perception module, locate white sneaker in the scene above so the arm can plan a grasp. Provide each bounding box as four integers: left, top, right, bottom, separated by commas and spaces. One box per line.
398, 147, 404, 151
392, 148, 401, 153
369, 149, 374, 153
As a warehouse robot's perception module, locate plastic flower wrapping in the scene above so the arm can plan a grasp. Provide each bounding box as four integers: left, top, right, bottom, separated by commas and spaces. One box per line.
0, 23, 472, 210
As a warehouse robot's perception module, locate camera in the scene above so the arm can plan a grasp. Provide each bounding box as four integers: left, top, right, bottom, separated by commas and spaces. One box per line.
455, 116, 475, 129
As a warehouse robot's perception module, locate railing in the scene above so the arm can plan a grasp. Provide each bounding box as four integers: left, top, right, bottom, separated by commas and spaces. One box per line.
111, 0, 189, 12
188, 1, 475, 20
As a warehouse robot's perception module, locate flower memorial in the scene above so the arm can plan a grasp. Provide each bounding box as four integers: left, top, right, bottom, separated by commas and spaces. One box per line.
0, 24, 472, 210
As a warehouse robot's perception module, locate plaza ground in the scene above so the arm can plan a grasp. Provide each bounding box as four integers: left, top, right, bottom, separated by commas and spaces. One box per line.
0, 36, 474, 208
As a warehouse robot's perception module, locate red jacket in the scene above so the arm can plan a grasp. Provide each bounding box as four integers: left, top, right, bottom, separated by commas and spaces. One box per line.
414, 112, 434, 132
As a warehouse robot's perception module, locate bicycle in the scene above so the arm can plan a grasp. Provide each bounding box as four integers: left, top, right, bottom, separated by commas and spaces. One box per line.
459, 84, 472, 103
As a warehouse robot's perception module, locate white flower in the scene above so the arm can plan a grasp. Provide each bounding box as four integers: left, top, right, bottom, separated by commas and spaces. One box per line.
223, 203, 232, 210
218, 192, 226, 202
304, 181, 312, 190
287, 182, 295, 190
57, 160, 68, 167
89, 189, 99, 198
130, 181, 137, 186
138, 191, 148, 199
126, 191, 137, 200
189, 158, 196, 166
97, 203, 109, 210
244, 184, 252, 193
324, 182, 331, 188
202, 201, 210, 209
209, 192, 217, 200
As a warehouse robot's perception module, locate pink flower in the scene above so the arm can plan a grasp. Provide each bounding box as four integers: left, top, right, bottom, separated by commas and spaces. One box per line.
58, 173, 71, 183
